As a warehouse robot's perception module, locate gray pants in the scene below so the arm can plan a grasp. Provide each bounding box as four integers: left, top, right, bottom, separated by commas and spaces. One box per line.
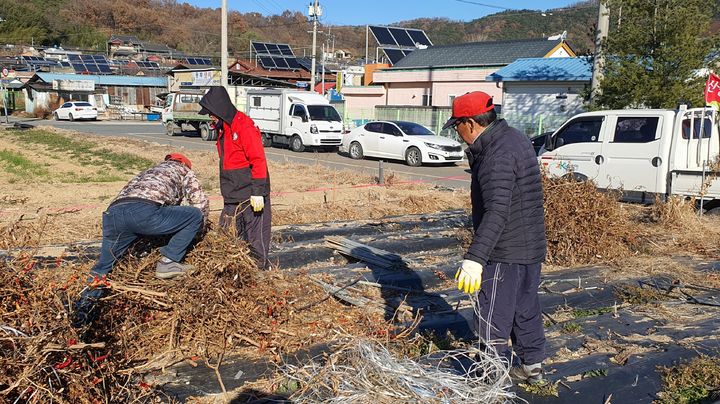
220, 197, 271, 270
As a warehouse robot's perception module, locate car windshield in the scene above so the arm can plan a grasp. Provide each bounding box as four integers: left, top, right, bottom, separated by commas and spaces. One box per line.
395, 121, 434, 136
73, 102, 92, 107
307, 105, 341, 122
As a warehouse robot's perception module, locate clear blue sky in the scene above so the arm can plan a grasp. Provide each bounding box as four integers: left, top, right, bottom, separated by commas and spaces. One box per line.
182, 0, 586, 25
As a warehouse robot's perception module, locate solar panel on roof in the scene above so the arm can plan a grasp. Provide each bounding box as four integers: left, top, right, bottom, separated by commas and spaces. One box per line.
273, 57, 289, 69
369, 26, 397, 46
266, 44, 281, 56
69, 54, 81, 61
251, 42, 268, 54
381, 48, 407, 65
259, 56, 275, 69
388, 28, 414, 47
278, 44, 293, 56
86, 64, 100, 73
371, 26, 433, 48
99, 64, 112, 73
286, 58, 301, 69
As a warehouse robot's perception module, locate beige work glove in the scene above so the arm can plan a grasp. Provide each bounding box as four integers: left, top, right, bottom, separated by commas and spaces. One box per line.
455, 259, 483, 294
250, 196, 265, 212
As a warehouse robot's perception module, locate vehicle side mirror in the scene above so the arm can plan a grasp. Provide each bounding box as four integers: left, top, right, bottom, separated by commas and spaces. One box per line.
544, 134, 555, 151
301, 115, 308, 123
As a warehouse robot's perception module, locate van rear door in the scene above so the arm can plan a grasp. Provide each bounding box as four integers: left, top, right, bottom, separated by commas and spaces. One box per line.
598, 114, 665, 202
540, 116, 605, 181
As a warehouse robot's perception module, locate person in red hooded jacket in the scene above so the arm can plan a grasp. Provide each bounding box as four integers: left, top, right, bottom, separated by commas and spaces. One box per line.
199, 86, 271, 269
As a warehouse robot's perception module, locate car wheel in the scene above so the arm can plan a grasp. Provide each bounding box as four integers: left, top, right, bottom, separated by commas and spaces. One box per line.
199, 123, 216, 141
53, 113, 59, 121
290, 135, 305, 152
405, 146, 422, 167
68, 113, 74, 122
261, 133, 272, 147
165, 122, 177, 136
349, 142, 364, 159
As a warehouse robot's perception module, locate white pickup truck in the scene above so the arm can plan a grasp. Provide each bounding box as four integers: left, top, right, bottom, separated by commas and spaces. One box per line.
539, 106, 720, 208
246, 88, 344, 152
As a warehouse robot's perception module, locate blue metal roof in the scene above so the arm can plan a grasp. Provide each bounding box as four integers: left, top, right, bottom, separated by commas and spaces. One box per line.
32, 72, 167, 87
486, 57, 592, 82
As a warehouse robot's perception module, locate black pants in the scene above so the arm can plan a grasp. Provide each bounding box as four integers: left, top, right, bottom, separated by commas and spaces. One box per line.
219, 197, 271, 269
473, 261, 546, 366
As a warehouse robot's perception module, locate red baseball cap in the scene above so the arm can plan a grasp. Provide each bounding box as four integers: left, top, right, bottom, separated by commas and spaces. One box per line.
165, 153, 192, 169
442, 91, 495, 130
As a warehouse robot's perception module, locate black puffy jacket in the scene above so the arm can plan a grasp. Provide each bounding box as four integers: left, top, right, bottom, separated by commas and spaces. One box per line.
464, 119, 547, 266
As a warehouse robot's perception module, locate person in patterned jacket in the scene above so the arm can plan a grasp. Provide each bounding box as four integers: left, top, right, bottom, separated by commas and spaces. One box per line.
71, 153, 209, 328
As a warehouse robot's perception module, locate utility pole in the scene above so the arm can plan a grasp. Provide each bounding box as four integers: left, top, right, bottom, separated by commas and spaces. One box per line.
221, 0, 228, 89
308, 0, 322, 92
365, 25, 369, 64
591, 0, 609, 103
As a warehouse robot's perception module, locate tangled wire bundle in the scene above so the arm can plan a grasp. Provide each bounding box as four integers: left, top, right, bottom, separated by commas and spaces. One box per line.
281, 339, 516, 403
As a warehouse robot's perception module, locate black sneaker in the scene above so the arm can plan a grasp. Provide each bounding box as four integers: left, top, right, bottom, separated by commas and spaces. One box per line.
510, 363, 545, 385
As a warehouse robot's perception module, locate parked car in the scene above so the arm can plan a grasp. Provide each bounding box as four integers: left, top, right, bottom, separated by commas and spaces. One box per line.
53, 102, 98, 121
340, 120, 464, 166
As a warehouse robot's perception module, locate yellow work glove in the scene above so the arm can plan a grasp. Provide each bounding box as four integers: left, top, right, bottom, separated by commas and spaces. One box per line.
455, 259, 483, 294
250, 196, 265, 212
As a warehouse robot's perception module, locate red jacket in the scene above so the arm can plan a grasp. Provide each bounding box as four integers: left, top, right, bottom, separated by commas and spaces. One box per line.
216, 111, 270, 203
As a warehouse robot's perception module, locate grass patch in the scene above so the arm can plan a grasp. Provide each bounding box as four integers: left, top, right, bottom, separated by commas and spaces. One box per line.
0, 149, 51, 181
657, 356, 720, 404
560, 322, 582, 334
60, 171, 126, 183
519, 381, 559, 397
572, 306, 614, 318
7, 129, 153, 173
614, 284, 671, 305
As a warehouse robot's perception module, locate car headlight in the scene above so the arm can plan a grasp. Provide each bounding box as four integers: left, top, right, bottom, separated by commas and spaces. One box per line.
424, 142, 442, 150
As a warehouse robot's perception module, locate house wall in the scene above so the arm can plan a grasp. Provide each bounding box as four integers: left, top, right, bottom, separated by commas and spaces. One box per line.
432, 81, 502, 107
341, 86, 386, 122
501, 81, 587, 134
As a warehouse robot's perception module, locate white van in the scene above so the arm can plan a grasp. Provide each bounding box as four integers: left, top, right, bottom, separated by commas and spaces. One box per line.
539, 106, 720, 207
246, 88, 343, 152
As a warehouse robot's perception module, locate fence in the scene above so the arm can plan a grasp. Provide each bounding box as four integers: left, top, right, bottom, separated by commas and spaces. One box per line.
337, 103, 573, 140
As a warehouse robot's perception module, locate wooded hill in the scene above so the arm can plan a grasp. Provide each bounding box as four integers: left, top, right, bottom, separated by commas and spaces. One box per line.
0, 0, 714, 59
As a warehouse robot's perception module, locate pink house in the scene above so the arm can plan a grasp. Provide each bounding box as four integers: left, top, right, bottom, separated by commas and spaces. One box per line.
342, 38, 575, 120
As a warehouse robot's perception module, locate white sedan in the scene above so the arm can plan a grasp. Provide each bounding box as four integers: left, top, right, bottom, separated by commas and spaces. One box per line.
53, 101, 98, 121
340, 120, 464, 166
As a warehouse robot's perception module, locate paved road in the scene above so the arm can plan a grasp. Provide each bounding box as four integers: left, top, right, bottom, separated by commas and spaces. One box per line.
15, 118, 472, 189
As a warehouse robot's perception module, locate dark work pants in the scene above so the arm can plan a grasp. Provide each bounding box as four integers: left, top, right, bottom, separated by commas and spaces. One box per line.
219, 196, 271, 270
73, 201, 204, 327
473, 261, 546, 366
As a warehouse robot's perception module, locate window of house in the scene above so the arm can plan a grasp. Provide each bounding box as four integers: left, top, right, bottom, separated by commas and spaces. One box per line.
422, 94, 432, 106
554, 117, 603, 148
253, 96, 261, 107
613, 117, 660, 143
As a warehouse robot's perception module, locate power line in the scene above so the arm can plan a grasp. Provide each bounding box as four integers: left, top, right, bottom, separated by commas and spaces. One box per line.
453, 0, 511, 11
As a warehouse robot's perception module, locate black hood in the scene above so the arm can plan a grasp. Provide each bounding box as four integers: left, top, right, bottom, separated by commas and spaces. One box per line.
198, 86, 237, 124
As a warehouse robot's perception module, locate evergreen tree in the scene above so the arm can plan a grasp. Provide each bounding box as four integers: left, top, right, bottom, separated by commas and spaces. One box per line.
594, 0, 719, 109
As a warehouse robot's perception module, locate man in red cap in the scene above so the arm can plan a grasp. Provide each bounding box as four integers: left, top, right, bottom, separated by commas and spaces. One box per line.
444, 91, 547, 385
198, 86, 271, 270
72, 153, 209, 328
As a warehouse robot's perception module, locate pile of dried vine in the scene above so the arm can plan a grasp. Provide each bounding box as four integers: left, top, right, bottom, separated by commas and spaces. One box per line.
0, 223, 385, 402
